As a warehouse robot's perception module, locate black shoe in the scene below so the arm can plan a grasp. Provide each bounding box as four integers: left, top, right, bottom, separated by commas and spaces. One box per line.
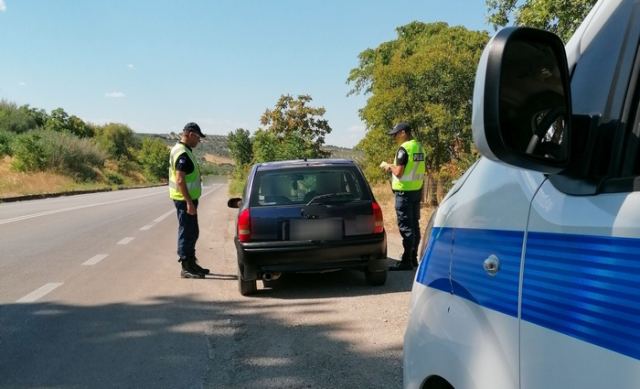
191, 257, 210, 275
181, 269, 205, 279
179, 258, 205, 279
389, 263, 414, 271
411, 257, 419, 268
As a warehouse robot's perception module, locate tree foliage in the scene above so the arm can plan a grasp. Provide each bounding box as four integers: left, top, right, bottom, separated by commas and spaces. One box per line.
348, 22, 488, 183
486, 0, 598, 42
94, 123, 139, 159
227, 128, 253, 167
44, 108, 94, 138
138, 137, 169, 181
257, 94, 332, 160
0, 100, 47, 134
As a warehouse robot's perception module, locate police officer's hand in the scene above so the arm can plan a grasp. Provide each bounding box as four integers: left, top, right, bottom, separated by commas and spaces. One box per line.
186, 200, 197, 216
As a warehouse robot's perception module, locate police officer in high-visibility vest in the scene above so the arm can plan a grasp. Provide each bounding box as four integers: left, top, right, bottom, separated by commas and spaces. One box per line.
380, 122, 426, 271
169, 122, 210, 278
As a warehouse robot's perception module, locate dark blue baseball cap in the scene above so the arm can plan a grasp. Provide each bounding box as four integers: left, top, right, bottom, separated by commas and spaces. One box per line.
183, 122, 206, 138
388, 122, 411, 135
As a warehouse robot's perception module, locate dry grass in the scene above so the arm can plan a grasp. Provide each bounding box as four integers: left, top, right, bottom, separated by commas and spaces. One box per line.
371, 183, 435, 242
204, 153, 233, 165
0, 156, 108, 198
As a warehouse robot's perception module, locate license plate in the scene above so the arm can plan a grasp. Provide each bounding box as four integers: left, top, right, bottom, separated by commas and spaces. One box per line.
289, 218, 343, 240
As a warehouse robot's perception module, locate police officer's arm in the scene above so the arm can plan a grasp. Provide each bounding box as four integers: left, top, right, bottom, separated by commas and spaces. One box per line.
387, 147, 408, 177
389, 164, 405, 178
175, 170, 197, 215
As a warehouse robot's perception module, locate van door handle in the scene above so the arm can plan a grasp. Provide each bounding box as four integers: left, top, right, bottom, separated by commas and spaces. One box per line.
483, 255, 500, 276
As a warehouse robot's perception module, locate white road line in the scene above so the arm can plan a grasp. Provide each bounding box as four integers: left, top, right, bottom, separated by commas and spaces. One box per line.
0, 189, 166, 226
154, 209, 175, 223
117, 237, 135, 245
140, 224, 154, 231
83, 254, 109, 266
16, 283, 64, 303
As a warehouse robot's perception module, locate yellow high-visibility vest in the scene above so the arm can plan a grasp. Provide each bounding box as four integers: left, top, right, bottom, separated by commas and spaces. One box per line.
168, 143, 202, 200
392, 139, 426, 192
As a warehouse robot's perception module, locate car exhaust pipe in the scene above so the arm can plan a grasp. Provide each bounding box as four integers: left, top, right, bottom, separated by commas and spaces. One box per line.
262, 272, 282, 281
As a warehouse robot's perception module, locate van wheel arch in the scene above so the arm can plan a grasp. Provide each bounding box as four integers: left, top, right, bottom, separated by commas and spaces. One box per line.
421, 375, 454, 389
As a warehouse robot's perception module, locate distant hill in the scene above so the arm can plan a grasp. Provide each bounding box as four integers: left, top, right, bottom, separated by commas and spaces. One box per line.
140, 133, 359, 162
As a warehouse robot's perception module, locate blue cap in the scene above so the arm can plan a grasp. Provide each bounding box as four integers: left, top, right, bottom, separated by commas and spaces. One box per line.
183, 122, 206, 138
388, 122, 410, 135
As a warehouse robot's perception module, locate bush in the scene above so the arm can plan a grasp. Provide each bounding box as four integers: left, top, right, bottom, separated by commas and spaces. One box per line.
11, 131, 47, 171
11, 129, 106, 181
105, 171, 125, 185
0, 130, 13, 156
228, 164, 251, 196
138, 137, 169, 181
94, 123, 139, 159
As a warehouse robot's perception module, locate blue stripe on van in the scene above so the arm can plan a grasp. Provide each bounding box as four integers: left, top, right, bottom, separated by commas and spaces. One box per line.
416, 228, 640, 361
523, 231, 640, 360
450, 228, 523, 317
415, 227, 453, 293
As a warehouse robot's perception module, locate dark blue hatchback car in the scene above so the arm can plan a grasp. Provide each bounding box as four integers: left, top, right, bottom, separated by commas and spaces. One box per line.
228, 159, 388, 295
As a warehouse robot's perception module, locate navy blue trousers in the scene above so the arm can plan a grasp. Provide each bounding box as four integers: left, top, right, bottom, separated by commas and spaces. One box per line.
394, 190, 421, 265
174, 200, 199, 260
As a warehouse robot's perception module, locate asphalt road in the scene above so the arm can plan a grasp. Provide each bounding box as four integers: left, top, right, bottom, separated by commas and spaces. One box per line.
0, 177, 414, 388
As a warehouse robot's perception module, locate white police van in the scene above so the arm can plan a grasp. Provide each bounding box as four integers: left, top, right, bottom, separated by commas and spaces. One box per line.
403, 0, 640, 388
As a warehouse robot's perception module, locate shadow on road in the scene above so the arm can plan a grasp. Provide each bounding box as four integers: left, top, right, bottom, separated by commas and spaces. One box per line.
0, 294, 403, 388
254, 268, 415, 299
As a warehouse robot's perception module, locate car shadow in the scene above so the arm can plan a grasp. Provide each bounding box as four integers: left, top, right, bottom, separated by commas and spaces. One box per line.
206, 272, 237, 280
253, 265, 415, 300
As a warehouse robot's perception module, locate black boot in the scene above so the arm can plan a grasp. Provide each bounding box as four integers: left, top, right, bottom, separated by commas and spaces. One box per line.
389, 253, 414, 271
389, 262, 414, 271
179, 257, 205, 279
191, 257, 210, 275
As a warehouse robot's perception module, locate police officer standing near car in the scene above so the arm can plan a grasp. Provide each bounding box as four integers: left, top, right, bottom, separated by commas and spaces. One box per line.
380, 122, 426, 271
169, 122, 210, 279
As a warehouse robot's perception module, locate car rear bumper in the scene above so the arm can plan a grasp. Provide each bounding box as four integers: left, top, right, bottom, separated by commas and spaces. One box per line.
235, 233, 387, 276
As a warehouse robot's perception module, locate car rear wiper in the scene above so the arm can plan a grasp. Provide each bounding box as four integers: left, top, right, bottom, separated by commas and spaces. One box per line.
305, 192, 354, 206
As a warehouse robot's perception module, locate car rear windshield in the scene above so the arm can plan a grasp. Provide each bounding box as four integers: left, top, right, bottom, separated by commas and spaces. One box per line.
250, 166, 369, 206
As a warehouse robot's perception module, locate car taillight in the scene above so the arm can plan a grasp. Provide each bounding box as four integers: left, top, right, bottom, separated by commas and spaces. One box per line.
238, 209, 251, 242
372, 201, 384, 234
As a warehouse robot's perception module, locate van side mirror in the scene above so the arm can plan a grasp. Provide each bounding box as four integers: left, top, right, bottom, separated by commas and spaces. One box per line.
472, 27, 572, 173
227, 198, 242, 208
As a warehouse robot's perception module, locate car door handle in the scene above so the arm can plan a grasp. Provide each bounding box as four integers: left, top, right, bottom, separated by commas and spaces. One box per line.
483, 254, 500, 276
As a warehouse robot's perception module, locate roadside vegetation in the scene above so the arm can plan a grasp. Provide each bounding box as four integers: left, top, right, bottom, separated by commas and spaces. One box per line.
0, 101, 231, 199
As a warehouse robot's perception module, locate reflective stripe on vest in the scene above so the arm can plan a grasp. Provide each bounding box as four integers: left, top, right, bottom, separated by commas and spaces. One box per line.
392, 139, 425, 192
168, 143, 202, 200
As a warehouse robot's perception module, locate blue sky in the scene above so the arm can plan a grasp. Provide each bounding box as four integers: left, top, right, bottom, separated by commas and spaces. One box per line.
0, 1, 492, 147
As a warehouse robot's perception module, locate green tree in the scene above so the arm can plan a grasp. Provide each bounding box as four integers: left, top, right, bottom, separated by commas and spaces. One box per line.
348, 22, 488, 183
138, 137, 169, 181
0, 100, 47, 133
258, 94, 332, 160
487, 0, 598, 42
44, 108, 92, 138
94, 123, 139, 159
227, 128, 253, 166
44, 108, 70, 133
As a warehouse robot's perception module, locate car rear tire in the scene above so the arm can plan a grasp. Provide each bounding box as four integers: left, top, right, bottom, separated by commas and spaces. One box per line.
238, 265, 257, 296
365, 269, 387, 286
